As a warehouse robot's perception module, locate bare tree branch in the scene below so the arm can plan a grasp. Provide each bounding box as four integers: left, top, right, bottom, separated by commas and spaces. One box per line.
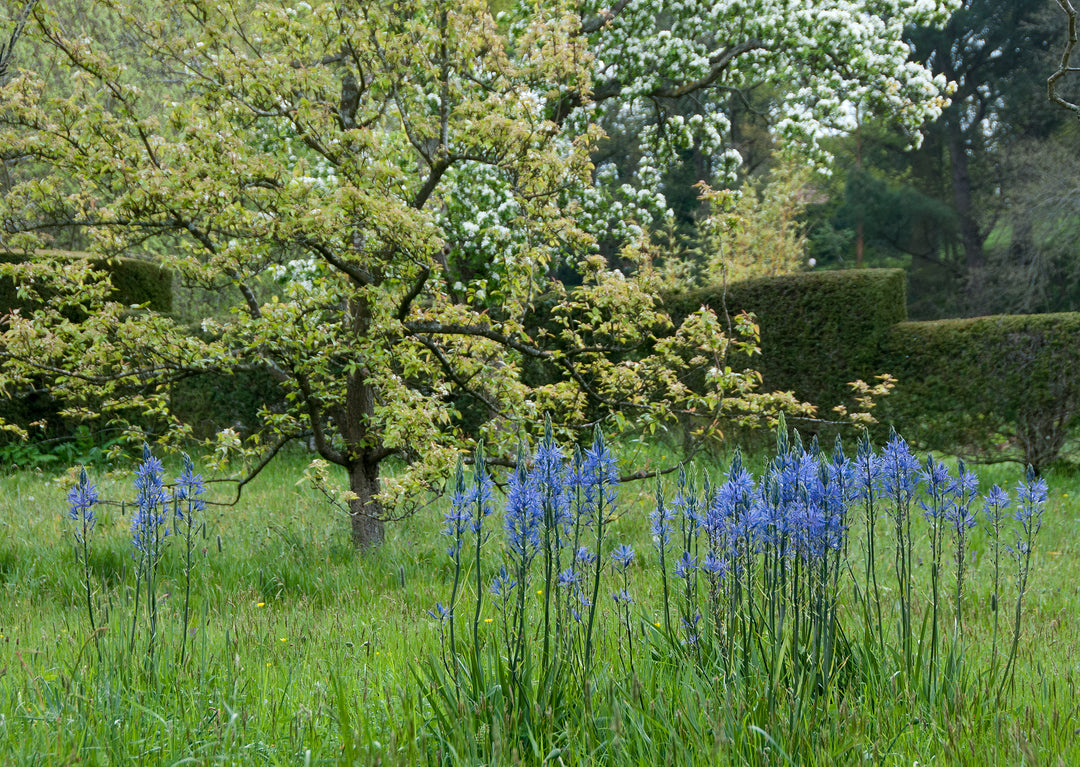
579, 0, 631, 35
0, 0, 36, 85
1049, 0, 1080, 118
652, 40, 765, 99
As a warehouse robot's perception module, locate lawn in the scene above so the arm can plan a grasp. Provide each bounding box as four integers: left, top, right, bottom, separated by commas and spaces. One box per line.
0, 436, 1077, 765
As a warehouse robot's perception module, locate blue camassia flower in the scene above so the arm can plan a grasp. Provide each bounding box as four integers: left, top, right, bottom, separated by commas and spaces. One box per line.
853, 432, 882, 502
174, 453, 207, 521
132, 443, 169, 554
673, 551, 698, 579
68, 467, 99, 539
983, 484, 1011, 526
490, 566, 517, 597
879, 431, 921, 503
581, 430, 619, 514
707, 459, 757, 545
611, 544, 635, 570
650, 496, 675, 549
427, 602, 451, 621
576, 546, 597, 566
701, 550, 727, 579
1015, 474, 1048, 533
946, 460, 980, 533
505, 461, 541, 559
557, 568, 581, 587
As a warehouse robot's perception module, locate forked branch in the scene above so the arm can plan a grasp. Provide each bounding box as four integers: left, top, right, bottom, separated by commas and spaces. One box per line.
1049, 0, 1080, 118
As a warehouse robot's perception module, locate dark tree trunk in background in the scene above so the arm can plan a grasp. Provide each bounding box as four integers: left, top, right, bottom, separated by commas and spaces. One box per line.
945, 115, 986, 314
855, 122, 864, 267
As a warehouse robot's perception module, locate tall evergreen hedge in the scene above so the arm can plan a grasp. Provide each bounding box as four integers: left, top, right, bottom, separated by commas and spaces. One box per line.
0, 250, 172, 314
669, 269, 1078, 470
665, 269, 907, 412
880, 314, 1080, 471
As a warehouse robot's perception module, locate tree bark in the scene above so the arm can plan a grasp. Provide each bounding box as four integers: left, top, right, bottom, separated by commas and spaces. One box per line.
945, 113, 986, 315
343, 292, 386, 548
349, 458, 385, 548
855, 121, 864, 267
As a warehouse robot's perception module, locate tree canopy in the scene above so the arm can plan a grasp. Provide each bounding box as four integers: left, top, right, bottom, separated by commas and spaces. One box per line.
0, 0, 957, 546
811, 0, 1080, 319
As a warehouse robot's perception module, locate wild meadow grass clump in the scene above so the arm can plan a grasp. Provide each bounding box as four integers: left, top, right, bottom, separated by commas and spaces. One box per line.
418, 416, 1051, 764
1, 425, 1072, 765
65, 444, 208, 675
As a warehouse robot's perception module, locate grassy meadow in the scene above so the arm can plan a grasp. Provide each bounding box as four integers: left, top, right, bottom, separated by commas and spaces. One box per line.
0, 441, 1078, 765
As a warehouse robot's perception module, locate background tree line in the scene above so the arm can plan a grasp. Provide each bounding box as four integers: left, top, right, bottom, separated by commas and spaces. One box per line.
616, 0, 1080, 321
4, 0, 1056, 549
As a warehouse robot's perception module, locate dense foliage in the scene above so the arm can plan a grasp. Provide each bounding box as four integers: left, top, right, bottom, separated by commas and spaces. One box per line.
0, 0, 959, 545
881, 313, 1080, 472
0, 251, 172, 450
666, 268, 907, 412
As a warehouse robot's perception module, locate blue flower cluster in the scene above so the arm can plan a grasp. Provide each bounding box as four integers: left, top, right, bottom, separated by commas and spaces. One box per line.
64, 444, 208, 554
435, 424, 623, 679
63, 445, 210, 664
650, 421, 1050, 684
430, 417, 1051, 696
665, 429, 1048, 587
131, 444, 170, 555
67, 467, 99, 542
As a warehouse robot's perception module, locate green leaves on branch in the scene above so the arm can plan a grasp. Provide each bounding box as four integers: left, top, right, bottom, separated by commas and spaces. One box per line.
0, 0, 956, 536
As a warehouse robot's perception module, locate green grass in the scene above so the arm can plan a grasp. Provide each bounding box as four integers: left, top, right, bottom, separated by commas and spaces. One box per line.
0, 446, 1078, 765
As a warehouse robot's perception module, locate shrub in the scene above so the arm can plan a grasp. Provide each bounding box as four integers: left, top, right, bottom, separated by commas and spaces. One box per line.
880, 313, 1080, 472
664, 268, 907, 412
697, 159, 817, 283
0, 250, 172, 315
0, 251, 172, 455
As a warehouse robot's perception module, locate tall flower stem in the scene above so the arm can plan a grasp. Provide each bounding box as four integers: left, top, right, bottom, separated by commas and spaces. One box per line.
856, 432, 884, 655
176, 454, 207, 666
654, 478, 672, 638
921, 454, 950, 689
583, 427, 616, 674
984, 485, 1009, 684
68, 467, 100, 663
447, 459, 467, 666
999, 473, 1046, 697
468, 446, 492, 691
130, 443, 168, 665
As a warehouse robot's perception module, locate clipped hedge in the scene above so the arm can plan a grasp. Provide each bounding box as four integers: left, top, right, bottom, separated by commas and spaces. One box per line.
665, 269, 907, 412
169, 368, 286, 441
880, 313, 1080, 472
0, 250, 172, 315
1, 251, 173, 447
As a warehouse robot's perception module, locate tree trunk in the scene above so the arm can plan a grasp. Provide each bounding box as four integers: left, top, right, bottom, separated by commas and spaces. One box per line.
349, 458, 385, 548
343, 291, 386, 548
855, 121, 864, 268
1007, 215, 1038, 313
945, 114, 986, 315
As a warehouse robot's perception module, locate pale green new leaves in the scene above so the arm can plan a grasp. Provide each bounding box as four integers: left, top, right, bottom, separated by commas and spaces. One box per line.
0, 0, 951, 532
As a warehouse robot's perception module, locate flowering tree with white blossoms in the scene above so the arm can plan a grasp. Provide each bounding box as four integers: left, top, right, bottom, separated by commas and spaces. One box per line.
0, 0, 955, 547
